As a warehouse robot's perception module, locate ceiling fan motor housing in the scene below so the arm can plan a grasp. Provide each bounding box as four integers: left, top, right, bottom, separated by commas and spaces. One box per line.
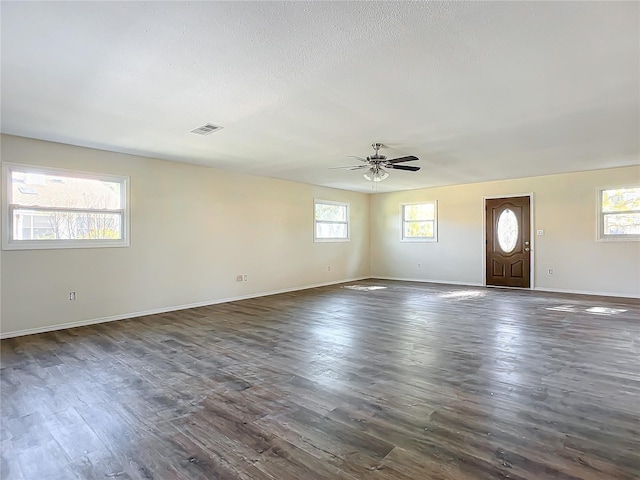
368, 143, 388, 162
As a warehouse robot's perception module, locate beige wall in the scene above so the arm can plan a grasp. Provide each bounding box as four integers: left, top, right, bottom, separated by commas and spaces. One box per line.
0, 135, 370, 337
2, 134, 638, 338
370, 166, 640, 297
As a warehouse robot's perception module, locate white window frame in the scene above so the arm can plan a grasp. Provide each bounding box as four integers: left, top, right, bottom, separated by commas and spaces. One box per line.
2, 162, 130, 250
401, 200, 438, 242
314, 199, 350, 242
596, 185, 640, 242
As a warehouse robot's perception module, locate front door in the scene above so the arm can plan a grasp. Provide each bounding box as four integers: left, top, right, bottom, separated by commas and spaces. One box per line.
485, 196, 531, 288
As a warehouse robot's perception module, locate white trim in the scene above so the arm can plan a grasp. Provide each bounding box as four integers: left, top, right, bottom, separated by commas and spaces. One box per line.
400, 200, 438, 242
372, 276, 484, 287
0, 276, 368, 339
2, 162, 130, 250
533, 286, 640, 299
3, 276, 636, 339
373, 276, 639, 299
313, 198, 350, 242
595, 185, 640, 242
482, 193, 535, 289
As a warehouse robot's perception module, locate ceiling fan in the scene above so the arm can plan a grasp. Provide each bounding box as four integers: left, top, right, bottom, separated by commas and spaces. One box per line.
332, 143, 420, 182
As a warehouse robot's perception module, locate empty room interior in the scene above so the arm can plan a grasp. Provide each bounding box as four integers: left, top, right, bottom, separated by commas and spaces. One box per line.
1, 2, 639, 480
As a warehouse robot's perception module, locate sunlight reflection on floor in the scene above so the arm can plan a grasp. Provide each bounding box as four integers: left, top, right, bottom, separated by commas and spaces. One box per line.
342, 285, 387, 291
437, 290, 487, 300
547, 305, 627, 315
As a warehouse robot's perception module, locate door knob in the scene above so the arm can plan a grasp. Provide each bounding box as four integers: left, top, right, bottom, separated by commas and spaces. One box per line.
525, 247, 530, 252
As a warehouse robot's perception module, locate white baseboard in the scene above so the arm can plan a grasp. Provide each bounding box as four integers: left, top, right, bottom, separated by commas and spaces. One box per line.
533, 286, 640, 299
3, 277, 635, 339
373, 276, 639, 299
371, 276, 484, 287
0, 276, 369, 339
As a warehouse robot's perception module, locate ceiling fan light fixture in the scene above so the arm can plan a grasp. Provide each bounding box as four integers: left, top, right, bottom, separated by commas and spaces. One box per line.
333, 143, 419, 183
363, 170, 389, 182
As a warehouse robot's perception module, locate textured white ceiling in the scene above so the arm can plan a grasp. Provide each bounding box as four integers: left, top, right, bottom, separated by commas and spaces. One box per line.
1, 1, 638, 193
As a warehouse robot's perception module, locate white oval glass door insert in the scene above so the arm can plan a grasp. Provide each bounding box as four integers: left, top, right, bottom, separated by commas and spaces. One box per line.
497, 208, 518, 253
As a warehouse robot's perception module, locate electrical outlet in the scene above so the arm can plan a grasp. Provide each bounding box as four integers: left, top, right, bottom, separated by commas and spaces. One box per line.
548, 268, 554, 275
537, 229, 545, 236
417, 263, 421, 268
327, 266, 331, 271
69, 291, 76, 301
243, 274, 248, 281
236, 275, 243, 282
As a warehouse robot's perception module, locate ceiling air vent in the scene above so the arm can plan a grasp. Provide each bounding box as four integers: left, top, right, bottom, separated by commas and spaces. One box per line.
190, 123, 223, 135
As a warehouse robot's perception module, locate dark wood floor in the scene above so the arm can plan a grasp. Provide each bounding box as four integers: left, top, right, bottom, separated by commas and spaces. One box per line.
1, 280, 639, 480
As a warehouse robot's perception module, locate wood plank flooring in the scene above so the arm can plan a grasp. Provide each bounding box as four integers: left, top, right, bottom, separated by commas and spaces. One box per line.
1, 280, 639, 480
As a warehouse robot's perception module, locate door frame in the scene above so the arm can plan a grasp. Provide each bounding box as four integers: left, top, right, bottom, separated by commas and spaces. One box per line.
482, 193, 535, 289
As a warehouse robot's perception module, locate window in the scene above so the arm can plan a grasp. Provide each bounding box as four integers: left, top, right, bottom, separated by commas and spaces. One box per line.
402, 201, 437, 241
2, 163, 130, 250
597, 186, 640, 241
314, 200, 349, 241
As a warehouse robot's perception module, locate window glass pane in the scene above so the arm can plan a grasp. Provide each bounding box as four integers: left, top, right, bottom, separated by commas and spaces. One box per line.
404, 221, 434, 238
315, 203, 346, 222
11, 171, 122, 209
404, 203, 434, 221
603, 213, 640, 235
602, 187, 640, 213
497, 208, 518, 252
316, 222, 347, 239
32, 215, 52, 228
13, 209, 122, 240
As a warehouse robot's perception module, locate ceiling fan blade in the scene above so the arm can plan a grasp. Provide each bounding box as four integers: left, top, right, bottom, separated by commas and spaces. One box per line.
386, 155, 419, 164
329, 164, 369, 170
388, 164, 421, 172
347, 155, 370, 163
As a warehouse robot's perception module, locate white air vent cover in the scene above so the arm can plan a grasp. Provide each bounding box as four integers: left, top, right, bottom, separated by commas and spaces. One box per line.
190, 123, 223, 135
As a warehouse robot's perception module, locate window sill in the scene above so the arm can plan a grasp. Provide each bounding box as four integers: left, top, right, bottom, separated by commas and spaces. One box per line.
401, 238, 438, 243
2, 239, 130, 251
595, 236, 640, 243
314, 238, 350, 243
